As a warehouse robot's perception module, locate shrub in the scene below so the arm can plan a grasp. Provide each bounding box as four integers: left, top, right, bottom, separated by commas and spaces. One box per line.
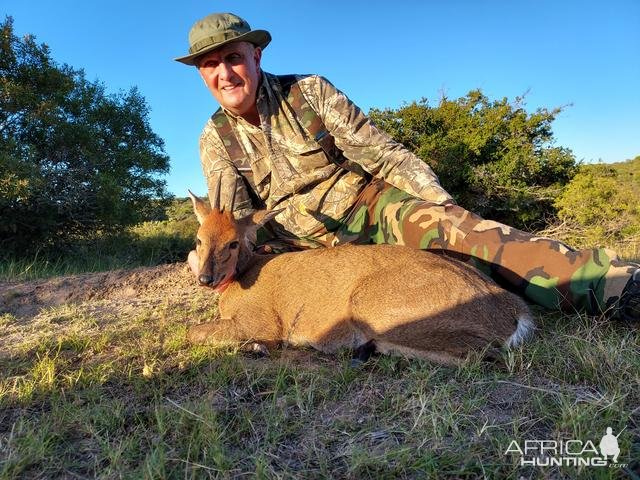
369, 90, 578, 230
552, 157, 640, 251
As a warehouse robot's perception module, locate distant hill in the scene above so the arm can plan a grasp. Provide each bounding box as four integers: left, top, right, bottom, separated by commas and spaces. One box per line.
584, 155, 639, 177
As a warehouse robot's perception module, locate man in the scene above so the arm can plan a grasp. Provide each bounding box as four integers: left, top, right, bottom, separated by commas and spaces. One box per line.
176, 12, 639, 321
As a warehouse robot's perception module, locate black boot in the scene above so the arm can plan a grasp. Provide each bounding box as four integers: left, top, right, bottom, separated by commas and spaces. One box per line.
616, 269, 640, 322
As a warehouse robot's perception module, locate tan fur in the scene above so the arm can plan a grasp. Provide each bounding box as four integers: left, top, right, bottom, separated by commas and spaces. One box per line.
187, 192, 534, 365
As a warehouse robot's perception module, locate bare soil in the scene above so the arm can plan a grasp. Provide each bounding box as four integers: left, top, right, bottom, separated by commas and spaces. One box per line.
0, 263, 216, 357
0, 263, 198, 319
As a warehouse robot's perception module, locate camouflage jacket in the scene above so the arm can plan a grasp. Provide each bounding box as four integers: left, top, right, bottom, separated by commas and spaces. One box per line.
199, 72, 453, 238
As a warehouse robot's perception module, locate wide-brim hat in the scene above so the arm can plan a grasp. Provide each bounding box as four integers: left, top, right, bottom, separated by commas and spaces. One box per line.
175, 13, 271, 66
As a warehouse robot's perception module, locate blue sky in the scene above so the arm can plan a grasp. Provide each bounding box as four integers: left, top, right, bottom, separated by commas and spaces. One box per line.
3, 0, 639, 196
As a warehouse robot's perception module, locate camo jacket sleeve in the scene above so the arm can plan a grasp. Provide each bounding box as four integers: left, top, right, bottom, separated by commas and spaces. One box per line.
298, 75, 454, 205
199, 120, 255, 218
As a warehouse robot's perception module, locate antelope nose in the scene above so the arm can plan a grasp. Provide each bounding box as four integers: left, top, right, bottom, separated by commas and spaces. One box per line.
198, 274, 214, 286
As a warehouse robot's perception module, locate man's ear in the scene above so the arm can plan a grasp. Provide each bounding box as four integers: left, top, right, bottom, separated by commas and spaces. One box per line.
238, 208, 284, 245
253, 46, 262, 69
188, 190, 211, 225
196, 65, 207, 83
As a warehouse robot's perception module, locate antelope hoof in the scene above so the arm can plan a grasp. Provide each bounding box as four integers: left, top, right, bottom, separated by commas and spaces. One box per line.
244, 342, 270, 357
351, 340, 377, 367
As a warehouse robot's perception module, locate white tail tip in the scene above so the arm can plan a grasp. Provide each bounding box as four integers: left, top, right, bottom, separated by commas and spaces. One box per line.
505, 313, 535, 348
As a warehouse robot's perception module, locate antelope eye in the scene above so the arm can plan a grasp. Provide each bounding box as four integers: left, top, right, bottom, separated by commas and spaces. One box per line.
196, 239, 201, 247
229, 241, 240, 250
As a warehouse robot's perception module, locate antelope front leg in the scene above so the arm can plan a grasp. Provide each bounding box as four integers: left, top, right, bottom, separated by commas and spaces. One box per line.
187, 317, 278, 352
187, 316, 248, 344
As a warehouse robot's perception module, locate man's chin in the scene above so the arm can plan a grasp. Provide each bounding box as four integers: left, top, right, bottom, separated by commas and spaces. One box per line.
219, 97, 250, 115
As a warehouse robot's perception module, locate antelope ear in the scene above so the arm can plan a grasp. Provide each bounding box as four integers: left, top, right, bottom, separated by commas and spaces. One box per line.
251, 209, 284, 228
188, 190, 211, 225
238, 208, 284, 245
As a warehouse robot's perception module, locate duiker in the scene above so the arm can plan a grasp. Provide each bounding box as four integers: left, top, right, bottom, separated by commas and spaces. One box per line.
187, 192, 534, 365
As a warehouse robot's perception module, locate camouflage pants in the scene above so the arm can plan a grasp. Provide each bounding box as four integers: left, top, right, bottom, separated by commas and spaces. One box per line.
262, 179, 638, 314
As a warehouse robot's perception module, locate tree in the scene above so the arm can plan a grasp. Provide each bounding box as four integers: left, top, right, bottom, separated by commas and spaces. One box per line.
369, 90, 578, 230
0, 17, 171, 252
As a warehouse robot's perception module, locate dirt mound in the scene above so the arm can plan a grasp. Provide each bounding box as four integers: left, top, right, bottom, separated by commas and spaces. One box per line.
0, 263, 200, 319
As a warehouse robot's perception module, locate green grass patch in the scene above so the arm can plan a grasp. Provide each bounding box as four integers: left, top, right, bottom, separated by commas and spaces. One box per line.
1, 297, 638, 478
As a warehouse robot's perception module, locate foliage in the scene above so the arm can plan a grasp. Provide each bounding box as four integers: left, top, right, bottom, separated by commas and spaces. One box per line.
0, 197, 198, 281
127, 197, 198, 264
369, 90, 578, 230
552, 156, 640, 249
0, 17, 171, 253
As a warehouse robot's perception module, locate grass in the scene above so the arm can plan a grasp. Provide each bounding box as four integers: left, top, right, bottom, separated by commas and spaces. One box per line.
0, 248, 140, 282
1, 293, 638, 478
1, 198, 638, 478
0, 215, 198, 282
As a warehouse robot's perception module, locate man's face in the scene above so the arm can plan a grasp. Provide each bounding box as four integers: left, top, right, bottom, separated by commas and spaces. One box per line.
197, 41, 262, 118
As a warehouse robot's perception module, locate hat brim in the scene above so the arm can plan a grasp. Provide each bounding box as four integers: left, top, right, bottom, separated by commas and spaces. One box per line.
174, 30, 271, 66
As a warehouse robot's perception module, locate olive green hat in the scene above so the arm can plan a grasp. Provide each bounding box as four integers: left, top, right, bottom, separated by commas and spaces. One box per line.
175, 13, 271, 66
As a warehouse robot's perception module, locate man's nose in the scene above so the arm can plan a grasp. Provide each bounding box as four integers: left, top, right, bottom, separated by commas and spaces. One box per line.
218, 61, 234, 81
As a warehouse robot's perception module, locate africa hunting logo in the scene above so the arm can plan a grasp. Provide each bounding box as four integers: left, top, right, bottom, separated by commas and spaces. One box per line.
504, 427, 627, 468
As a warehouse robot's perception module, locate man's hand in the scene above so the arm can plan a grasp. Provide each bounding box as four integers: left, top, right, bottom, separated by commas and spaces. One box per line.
254, 245, 274, 254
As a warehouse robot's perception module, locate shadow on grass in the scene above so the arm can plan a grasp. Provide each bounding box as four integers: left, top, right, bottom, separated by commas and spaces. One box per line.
1, 312, 638, 478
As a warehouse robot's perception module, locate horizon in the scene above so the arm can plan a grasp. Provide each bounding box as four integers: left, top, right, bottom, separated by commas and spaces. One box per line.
3, 0, 639, 196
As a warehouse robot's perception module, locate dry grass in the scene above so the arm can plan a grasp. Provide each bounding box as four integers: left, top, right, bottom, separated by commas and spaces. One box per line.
0, 265, 639, 479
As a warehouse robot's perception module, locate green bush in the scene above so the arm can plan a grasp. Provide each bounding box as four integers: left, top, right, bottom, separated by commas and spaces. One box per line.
0, 198, 198, 281
129, 215, 198, 265
553, 157, 640, 249
369, 90, 578, 230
